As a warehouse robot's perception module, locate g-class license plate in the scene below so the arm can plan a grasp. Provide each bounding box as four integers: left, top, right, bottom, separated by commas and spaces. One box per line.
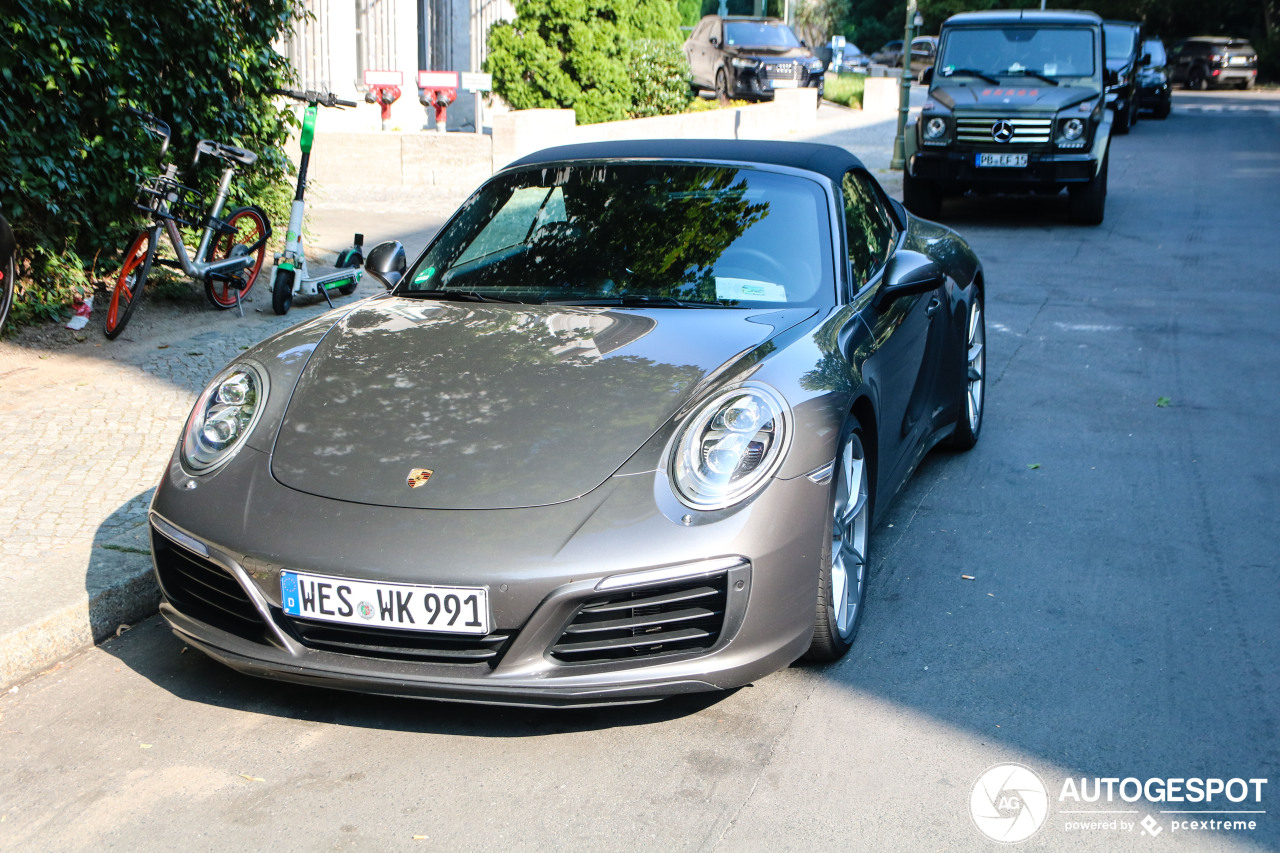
977, 153, 1028, 168
771, 79, 798, 89
280, 570, 490, 635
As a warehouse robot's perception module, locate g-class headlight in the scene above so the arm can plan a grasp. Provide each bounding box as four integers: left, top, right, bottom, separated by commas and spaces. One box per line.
671, 383, 791, 510
181, 362, 268, 473
807, 58, 825, 73
731, 57, 759, 69
924, 116, 948, 139
1061, 118, 1085, 140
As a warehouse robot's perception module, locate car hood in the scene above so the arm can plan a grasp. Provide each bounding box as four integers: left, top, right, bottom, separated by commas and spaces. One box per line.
728, 45, 811, 59
270, 299, 813, 510
932, 83, 1098, 111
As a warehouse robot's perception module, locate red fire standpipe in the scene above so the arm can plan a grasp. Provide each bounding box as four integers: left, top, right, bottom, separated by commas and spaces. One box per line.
364, 85, 401, 130
419, 88, 456, 132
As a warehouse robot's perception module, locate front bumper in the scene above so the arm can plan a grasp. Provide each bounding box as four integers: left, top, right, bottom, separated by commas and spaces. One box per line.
732, 69, 823, 100
149, 444, 829, 706
910, 147, 1100, 191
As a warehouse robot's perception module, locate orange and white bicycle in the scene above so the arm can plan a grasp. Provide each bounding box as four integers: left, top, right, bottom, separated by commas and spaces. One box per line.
104, 107, 271, 339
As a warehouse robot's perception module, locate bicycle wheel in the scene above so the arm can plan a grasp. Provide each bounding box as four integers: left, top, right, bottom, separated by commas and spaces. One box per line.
105, 229, 157, 340
0, 215, 14, 333
205, 205, 269, 309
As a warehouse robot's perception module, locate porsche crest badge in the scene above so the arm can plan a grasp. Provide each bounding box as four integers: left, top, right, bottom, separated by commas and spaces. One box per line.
406, 468, 434, 488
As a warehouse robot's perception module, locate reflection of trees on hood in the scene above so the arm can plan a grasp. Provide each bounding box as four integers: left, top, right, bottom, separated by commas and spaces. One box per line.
275, 303, 705, 508
531, 166, 769, 301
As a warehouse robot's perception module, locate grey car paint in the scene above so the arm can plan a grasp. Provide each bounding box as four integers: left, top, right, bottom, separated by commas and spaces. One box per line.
149, 142, 983, 706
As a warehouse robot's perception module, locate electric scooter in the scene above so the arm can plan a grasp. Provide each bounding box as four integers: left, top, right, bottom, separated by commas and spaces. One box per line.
271, 88, 365, 315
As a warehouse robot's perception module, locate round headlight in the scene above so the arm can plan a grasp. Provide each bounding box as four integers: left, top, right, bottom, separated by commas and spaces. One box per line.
181, 362, 268, 473
924, 116, 947, 139
1062, 118, 1085, 140
671, 384, 791, 510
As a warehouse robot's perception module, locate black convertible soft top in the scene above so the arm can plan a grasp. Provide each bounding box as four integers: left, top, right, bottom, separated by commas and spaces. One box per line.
505, 139, 867, 186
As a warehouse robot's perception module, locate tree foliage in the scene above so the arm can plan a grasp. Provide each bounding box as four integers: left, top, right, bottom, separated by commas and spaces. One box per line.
0, 0, 298, 324
486, 0, 686, 124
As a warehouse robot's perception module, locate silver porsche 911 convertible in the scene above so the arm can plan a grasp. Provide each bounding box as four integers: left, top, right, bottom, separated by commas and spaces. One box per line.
149, 139, 985, 706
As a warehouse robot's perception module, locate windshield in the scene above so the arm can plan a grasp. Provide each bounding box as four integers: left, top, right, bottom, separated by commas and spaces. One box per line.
402, 163, 834, 309
939, 26, 1097, 79
724, 22, 801, 48
1104, 24, 1137, 59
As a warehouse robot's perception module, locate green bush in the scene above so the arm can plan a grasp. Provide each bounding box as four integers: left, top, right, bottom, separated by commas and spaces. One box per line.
486, 0, 684, 125
630, 40, 695, 118
0, 0, 297, 327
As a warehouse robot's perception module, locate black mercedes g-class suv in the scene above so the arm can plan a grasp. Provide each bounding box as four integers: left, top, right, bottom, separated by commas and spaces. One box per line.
904, 9, 1111, 225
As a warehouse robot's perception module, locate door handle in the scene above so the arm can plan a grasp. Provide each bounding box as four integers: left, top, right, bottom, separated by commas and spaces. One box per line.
925, 296, 941, 317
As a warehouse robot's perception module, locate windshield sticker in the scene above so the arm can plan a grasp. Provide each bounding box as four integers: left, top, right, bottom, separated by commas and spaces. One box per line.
715, 276, 787, 302
414, 266, 436, 284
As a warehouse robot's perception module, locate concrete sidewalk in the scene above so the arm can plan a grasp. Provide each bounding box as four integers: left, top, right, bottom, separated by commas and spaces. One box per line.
0, 98, 911, 689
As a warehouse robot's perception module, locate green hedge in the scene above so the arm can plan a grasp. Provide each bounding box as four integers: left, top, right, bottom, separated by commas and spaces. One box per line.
0, 0, 297, 326
486, 0, 688, 125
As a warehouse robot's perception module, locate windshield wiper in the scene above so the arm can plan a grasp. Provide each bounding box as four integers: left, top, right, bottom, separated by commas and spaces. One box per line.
542, 295, 714, 308
940, 68, 1001, 84
403, 289, 523, 304
999, 69, 1059, 86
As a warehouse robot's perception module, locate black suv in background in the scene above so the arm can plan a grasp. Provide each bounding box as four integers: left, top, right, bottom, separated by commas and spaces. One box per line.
1103, 20, 1144, 134
1169, 37, 1258, 90
684, 16, 825, 102
1137, 37, 1172, 118
905, 9, 1112, 225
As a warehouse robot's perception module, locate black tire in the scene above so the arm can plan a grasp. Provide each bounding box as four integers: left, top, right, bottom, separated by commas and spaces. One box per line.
104, 229, 156, 340
903, 169, 942, 219
1154, 97, 1171, 119
806, 427, 871, 662
205, 205, 270, 309
1068, 152, 1107, 225
272, 267, 294, 315
1113, 99, 1133, 135
335, 248, 362, 296
715, 68, 730, 103
946, 292, 985, 450
1239, 77, 1254, 90
1188, 68, 1207, 90
0, 217, 14, 334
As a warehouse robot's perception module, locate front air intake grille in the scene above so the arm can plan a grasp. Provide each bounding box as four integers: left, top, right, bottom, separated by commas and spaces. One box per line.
279, 616, 514, 667
151, 528, 269, 641
549, 574, 729, 665
956, 115, 1053, 144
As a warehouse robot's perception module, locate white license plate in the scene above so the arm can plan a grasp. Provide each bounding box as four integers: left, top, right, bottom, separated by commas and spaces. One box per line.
1229, 56, 1248, 65
280, 570, 490, 635
976, 153, 1028, 168
771, 79, 798, 89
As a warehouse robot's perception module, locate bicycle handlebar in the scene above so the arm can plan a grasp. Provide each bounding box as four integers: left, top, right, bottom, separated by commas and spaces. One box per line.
125, 105, 171, 161
273, 88, 358, 108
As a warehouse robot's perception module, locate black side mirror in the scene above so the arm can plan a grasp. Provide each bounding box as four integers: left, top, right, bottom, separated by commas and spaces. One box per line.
920, 65, 934, 85
366, 241, 407, 290
1140, 53, 1152, 66
709, 36, 719, 47
873, 250, 944, 309
800, 39, 808, 47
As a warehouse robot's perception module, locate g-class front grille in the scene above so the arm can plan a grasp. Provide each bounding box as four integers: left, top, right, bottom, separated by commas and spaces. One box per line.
956, 115, 1054, 144
549, 574, 729, 664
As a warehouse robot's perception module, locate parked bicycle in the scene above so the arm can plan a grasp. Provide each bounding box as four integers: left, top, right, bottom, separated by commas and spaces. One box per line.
104, 107, 271, 339
0, 213, 14, 333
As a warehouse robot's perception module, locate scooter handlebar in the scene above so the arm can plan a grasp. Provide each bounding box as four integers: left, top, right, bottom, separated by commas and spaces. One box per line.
273, 88, 357, 108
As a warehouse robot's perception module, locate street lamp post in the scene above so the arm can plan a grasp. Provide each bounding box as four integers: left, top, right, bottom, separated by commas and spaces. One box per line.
890, 3, 922, 170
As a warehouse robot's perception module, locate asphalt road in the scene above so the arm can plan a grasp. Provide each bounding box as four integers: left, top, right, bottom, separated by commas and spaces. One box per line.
1, 90, 1278, 852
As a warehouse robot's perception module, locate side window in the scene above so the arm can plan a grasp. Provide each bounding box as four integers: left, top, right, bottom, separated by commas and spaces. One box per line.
842, 170, 898, 288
